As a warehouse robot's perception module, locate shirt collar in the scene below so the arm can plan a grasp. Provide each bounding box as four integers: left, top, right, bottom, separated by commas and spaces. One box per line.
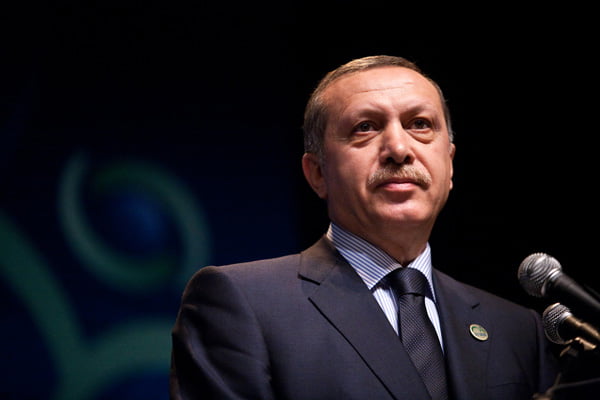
326, 223, 435, 297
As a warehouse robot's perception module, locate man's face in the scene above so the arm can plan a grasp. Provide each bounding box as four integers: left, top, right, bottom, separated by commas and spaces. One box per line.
303, 66, 455, 240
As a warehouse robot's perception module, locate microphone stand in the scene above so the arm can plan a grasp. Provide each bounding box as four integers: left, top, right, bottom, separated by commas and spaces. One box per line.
533, 337, 600, 400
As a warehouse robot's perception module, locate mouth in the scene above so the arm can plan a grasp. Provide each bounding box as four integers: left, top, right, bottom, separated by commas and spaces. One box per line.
376, 178, 422, 191
369, 166, 432, 190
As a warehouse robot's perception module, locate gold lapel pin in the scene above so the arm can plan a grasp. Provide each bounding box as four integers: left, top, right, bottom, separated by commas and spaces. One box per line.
469, 324, 489, 341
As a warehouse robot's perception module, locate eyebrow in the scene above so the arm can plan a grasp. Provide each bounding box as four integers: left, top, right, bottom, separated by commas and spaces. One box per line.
343, 100, 442, 119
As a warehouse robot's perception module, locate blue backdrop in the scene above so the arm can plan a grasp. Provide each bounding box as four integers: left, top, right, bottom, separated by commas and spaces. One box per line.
2, 2, 599, 399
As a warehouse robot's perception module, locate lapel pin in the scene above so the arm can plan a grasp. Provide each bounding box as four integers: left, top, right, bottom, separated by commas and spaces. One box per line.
469, 324, 489, 341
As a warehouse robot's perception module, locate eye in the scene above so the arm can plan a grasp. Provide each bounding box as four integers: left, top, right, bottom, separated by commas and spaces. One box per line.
353, 121, 377, 134
408, 118, 432, 131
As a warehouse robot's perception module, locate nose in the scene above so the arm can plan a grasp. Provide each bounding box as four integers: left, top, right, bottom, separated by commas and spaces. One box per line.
379, 122, 413, 165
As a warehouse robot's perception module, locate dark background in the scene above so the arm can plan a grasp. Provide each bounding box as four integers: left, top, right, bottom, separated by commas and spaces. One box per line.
2, 2, 598, 399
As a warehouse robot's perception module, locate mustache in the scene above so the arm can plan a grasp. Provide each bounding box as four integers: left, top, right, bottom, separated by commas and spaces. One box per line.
367, 164, 432, 188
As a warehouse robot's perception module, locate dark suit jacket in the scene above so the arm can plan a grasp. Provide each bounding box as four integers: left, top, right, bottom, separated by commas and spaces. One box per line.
170, 237, 559, 400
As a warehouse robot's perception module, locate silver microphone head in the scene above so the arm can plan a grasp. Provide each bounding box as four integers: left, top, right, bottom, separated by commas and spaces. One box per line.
517, 252, 562, 297
542, 302, 572, 344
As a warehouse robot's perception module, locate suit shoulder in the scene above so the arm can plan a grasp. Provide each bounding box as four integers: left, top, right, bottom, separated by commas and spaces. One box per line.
189, 236, 332, 283
436, 269, 536, 316
189, 252, 302, 284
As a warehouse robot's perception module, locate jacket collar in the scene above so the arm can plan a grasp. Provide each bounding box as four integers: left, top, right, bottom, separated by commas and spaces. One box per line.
299, 237, 432, 400
299, 237, 492, 400
434, 270, 490, 399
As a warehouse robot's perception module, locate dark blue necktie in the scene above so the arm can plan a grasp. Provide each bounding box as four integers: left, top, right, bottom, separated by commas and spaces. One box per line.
388, 268, 448, 400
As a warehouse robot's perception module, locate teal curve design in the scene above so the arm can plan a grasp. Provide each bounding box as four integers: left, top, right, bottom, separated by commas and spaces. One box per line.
0, 152, 211, 400
59, 152, 211, 293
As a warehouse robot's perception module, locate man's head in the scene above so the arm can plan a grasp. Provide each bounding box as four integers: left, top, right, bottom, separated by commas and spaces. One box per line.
303, 55, 453, 162
301, 55, 455, 260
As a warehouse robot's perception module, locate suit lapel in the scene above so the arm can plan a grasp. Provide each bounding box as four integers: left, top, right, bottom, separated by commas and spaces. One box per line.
300, 238, 431, 400
434, 270, 490, 400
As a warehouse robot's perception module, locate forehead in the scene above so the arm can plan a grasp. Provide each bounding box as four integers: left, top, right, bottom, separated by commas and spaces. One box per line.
323, 66, 442, 109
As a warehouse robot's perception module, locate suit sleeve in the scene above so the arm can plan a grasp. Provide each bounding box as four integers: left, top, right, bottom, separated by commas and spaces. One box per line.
170, 266, 275, 400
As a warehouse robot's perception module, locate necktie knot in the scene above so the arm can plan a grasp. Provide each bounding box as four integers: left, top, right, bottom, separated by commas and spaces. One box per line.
387, 267, 433, 300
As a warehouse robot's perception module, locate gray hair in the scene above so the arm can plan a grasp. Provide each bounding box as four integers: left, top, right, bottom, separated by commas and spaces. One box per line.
302, 55, 454, 161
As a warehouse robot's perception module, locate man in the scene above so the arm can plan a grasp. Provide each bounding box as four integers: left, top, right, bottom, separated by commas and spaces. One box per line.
170, 55, 558, 400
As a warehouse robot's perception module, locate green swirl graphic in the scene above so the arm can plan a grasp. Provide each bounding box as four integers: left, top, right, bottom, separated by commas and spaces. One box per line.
0, 211, 172, 400
0, 152, 212, 399
58, 152, 211, 292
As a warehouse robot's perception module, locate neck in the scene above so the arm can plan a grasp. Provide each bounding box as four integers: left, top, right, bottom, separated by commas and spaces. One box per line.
332, 221, 431, 266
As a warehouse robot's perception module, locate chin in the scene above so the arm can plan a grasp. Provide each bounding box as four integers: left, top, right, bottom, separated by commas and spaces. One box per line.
378, 203, 431, 219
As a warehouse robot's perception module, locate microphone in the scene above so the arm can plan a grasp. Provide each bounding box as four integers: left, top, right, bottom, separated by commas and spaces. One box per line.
518, 252, 600, 325
542, 303, 600, 346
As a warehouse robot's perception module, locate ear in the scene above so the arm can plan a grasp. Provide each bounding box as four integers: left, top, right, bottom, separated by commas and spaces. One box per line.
302, 153, 328, 199
448, 143, 456, 190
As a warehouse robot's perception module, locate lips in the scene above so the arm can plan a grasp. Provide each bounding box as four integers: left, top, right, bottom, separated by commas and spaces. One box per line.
377, 177, 418, 188
376, 178, 422, 192
379, 177, 418, 186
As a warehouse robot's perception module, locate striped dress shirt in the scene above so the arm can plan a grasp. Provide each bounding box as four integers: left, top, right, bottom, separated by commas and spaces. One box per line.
326, 223, 444, 350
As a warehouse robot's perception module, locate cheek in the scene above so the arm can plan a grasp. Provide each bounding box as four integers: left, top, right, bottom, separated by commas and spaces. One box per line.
324, 155, 368, 194
442, 157, 454, 189
342, 151, 373, 178
435, 160, 455, 199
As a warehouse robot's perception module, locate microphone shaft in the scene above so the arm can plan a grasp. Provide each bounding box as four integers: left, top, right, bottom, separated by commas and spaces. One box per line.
562, 315, 600, 344
550, 275, 600, 326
